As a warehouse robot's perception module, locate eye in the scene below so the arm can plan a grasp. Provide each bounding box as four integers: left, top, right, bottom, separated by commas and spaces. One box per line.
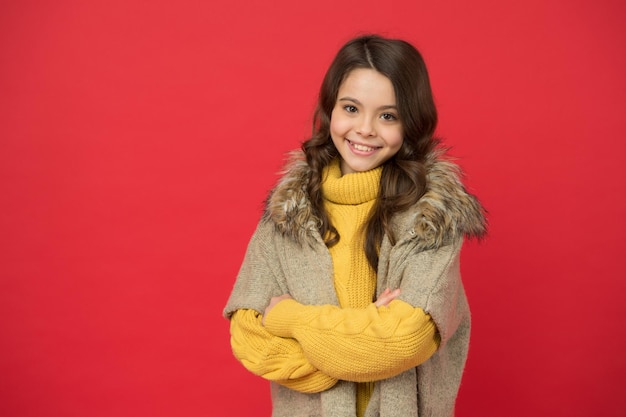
380, 112, 398, 121
343, 105, 358, 113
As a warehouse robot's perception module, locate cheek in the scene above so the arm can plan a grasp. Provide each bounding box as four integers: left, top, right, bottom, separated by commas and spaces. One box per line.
385, 127, 404, 150
330, 111, 350, 136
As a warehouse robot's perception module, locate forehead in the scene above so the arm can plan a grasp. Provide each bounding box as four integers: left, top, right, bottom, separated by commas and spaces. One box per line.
338, 68, 396, 103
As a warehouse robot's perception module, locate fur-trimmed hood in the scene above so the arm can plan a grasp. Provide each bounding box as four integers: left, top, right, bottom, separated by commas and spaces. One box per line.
263, 149, 487, 250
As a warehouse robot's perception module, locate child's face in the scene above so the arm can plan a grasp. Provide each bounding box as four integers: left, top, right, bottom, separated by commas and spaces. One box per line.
330, 68, 404, 175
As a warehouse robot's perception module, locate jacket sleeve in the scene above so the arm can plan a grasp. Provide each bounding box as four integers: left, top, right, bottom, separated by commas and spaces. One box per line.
262, 299, 440, 383
224, 219, 338, 393
229, 308, 338, 393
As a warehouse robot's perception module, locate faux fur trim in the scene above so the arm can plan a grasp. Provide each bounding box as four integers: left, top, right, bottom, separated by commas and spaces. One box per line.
263, 149, 487, 248
411, 149, 487, 249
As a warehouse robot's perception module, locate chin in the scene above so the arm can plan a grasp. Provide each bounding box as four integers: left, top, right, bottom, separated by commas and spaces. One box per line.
346, 162, 376, 173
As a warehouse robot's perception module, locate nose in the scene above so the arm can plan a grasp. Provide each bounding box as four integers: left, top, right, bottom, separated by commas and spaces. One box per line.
356, 117, 375, 137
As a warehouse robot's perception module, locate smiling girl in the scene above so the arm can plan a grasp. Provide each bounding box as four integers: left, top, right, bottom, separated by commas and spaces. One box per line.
224, 34, 486, 417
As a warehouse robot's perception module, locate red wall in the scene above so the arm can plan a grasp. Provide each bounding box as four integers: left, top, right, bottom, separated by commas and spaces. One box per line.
1, 1, 625, 416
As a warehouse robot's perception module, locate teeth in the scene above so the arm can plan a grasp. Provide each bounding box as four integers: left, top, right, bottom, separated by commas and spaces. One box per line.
351, 141, 375, 152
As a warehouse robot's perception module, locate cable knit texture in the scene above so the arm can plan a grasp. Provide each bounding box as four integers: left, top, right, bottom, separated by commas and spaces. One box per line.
224, 149, 487, 417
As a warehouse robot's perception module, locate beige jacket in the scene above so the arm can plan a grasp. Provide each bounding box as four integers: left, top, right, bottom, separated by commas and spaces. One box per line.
224, 149, 486, 417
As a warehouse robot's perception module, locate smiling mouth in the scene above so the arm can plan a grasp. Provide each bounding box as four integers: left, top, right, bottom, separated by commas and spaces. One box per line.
347, 139, 380, 152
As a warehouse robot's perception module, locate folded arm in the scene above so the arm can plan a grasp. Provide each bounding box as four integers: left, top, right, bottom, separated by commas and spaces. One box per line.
263, 299, 440, 383
230, 309, 338, 393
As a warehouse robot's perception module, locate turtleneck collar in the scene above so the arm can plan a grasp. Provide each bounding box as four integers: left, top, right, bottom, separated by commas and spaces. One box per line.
321, 158, 382, 205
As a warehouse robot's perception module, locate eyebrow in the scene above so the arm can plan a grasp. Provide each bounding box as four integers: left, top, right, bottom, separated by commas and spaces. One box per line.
338, 96, 398, 111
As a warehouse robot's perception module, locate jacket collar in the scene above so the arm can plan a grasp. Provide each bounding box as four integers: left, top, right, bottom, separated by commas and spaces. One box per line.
264, 149, 487, 250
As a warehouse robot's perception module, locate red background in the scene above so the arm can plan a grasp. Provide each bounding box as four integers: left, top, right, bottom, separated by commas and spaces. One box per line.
1, 1, 625, 416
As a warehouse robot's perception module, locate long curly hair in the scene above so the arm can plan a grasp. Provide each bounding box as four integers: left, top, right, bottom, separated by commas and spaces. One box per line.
303, 34, 439, 271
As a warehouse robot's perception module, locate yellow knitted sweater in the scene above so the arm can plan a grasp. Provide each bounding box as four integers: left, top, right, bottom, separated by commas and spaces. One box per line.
322, 159, 379, 416
229, 160, 439, 416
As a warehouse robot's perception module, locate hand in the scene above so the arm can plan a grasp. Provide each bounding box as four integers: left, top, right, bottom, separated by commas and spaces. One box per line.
262, 294, 293, 326
375, 288, 401, 307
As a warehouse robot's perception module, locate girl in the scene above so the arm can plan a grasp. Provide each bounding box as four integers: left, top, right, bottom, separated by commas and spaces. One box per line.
224, 34, 486, 417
